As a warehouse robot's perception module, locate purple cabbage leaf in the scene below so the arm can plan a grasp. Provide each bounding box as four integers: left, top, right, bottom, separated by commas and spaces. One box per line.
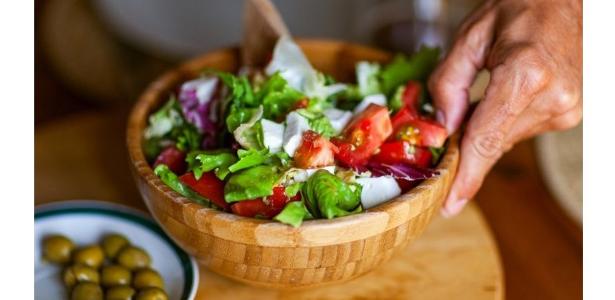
178, 76, 221, 149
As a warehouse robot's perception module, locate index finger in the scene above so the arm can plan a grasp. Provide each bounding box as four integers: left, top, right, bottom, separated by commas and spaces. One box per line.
442, 46, 549, 216
428, 4, 496, 134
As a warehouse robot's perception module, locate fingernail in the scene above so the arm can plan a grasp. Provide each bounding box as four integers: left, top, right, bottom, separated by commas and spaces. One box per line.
441, 198, 469, 218
436, 109, 455, 135
436, 109, 446, 125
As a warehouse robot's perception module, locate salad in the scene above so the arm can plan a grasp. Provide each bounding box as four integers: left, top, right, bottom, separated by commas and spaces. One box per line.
144, 37, 447, 227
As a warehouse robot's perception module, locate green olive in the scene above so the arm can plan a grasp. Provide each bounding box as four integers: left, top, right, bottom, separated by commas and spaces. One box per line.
101, 264, 132, 287
43, 235, 75, 264
73, 245, 105, 268
71, 282, 103, 300
63, 265, 100, 288
102, 234, 130, 259
133, 268, 164, 290
105, 286, 136, 300
116, 246, 150, 270
135, 288, 168, 300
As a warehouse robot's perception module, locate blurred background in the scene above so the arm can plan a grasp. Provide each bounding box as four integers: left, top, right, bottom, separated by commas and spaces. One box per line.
35, 0, 581, 299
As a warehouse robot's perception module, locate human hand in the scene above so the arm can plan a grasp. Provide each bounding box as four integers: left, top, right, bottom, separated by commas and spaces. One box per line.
428, 0, 582, 216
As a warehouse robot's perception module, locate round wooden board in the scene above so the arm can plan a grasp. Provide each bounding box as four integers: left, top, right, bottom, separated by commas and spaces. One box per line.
35, 112, 503, 299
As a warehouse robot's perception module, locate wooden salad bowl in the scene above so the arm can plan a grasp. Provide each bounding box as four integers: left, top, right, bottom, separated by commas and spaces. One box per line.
127, 39, 460, 289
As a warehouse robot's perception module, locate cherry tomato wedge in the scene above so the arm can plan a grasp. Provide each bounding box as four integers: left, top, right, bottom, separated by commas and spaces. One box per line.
231, 199, 269, 218
179, 172, 229, 211
231, 186, 300, 219
294, 130, 338, 169
390, 107, 447, 148
391, 106, 415, 131
333, 104, 392, 167
154, 146, 187, 174
401, 80, 422, 116
371, 141, 433, 168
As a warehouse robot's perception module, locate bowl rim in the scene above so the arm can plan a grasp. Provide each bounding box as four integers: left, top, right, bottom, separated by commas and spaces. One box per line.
126, 39, 459, 246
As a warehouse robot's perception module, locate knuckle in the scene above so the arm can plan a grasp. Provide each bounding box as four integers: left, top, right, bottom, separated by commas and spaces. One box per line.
499, 98, 522, 120
516, 55, 549, 93
469, 130, 506, 160
500, 46, 550, 95
551, 86, 581, 115
551, 108, 582, 130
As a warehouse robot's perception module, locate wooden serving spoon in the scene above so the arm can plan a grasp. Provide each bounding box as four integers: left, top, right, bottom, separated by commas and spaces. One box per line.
241, 0, 290, 68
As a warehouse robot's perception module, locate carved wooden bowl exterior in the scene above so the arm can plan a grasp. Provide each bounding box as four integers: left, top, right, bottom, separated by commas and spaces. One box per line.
127, 40, 459, 289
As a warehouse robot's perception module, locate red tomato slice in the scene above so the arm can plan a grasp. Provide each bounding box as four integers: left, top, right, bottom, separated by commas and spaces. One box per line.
391, 107, 416, 131
231, 186, 300, 219
401, 80, 421, 116
390, 107, 447, 148
179, 172, 229, 211
154, 146, 187, 174
371, 141, 433, 168
330, 140, 362, 167
231, 199, 268, 218
395, 118, 447, 148
294, 130, 338, 169
262, 186, 301, 217
334, 104, 392, 167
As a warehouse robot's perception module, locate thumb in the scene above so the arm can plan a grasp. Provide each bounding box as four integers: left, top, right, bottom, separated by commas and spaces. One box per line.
428, 8, 495, 134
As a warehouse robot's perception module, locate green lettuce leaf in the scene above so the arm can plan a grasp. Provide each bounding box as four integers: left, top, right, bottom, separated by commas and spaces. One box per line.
217, 72, 257, 107
339, 84, 363, 102
154, 164, 213, 207
143, 136, 166, 161
256, 72, 304, 120
226, 105, 257, 133
216, 71, 260, 139
308, 116, 335, 138
379, 46, 440, 95
295, 109, 335, 138
301, 170, 363, 219
233, 106, 264, 149
228, 148, 270, 173
144, 98, 184, 139
186, 150, 237, 180
174, 126, 202, 151
284, 182, 304, 197
224, 165, 279, 202
272, 151, 292, 168
388, 85, 405, 113
305, 95, 335, 113
273, 200, 313, 227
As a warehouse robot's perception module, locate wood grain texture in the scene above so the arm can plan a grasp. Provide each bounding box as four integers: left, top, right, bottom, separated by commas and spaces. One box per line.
241, 0, 289, 67
194, 203, 503, 300
126, 40, 460, 288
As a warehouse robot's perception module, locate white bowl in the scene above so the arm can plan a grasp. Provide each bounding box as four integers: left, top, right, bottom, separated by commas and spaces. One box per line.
34, 200, 199, 300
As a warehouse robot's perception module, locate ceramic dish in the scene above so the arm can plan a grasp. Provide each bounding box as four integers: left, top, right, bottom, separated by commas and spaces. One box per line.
127, 39, 459, 288
34, 200, 199, 300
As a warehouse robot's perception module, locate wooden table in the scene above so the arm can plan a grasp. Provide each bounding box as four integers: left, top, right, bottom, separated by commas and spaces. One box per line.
35, 112, 504, 299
